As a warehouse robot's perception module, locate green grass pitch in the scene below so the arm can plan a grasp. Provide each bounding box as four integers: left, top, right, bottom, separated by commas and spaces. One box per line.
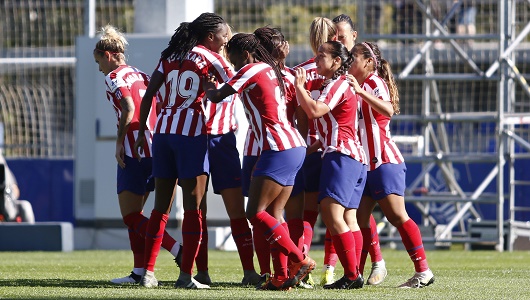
0, 248, 529, 299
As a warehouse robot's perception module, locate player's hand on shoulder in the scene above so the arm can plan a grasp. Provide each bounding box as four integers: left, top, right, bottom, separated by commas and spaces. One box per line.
202, 72, 217, 93
293, 67, 306, 88
346, 74, 361, 94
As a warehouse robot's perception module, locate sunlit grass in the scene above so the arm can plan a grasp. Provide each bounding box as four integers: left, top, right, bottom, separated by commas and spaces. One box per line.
0, 248, 529, 299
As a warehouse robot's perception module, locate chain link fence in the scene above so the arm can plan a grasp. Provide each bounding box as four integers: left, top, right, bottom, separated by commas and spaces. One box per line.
1, 0, 529, 158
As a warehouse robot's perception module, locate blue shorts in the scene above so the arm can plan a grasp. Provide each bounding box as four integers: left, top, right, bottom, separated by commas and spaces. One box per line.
253, 147, 305, 186
152, 134, 209, 182
117, 155, 155, 195
291, 167, 305, 197
318, 152, 367, 209
208, 132, 242, 194
363, 162, 407, 201
303, 151, 322, 192
242, 155, 259, 197
458, 7, 477, 25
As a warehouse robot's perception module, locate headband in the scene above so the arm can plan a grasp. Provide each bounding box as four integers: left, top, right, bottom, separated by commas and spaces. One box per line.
363, 42, 378, 70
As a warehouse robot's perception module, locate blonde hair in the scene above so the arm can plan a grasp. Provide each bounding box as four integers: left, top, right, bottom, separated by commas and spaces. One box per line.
220, 25, 234, 60
309, 17, 336, 55
93, 25, 128, 61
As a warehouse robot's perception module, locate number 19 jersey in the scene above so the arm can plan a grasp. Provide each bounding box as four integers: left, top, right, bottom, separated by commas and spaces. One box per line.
154, 45, 233, 136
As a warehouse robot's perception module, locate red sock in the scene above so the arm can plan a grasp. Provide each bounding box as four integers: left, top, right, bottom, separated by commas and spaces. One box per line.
369, 214, 383, 263
352, 230, 363, 266
123, 212, 149, 238
195, 214, 208, 272
359, 227, 371, 275
143, 210, 168, 272
397, 218, 429, 272
303, 210, 319, 228
303, 210, 319, 252
302, 221, 313, 255
323, 228, 338, 267
252, 221, 271, 275
230, 218, 255, 271
161, 230, 177, 252
250, 211, 304, 263
123, 211, 178, 253
128, 230, 145, 268
287, 218, 305, 252
270, 223, 290, 280
123, 213, 146, 268
331, 231, 359, 280
181, 210, 203, 275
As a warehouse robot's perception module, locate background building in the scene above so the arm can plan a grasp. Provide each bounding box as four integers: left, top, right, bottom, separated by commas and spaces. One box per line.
1, 0, 529, 251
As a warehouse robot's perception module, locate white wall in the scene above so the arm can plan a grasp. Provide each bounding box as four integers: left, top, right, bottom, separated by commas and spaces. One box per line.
75, 0, 239, 225
134, 0, 214, 35
75, 33, 247, 223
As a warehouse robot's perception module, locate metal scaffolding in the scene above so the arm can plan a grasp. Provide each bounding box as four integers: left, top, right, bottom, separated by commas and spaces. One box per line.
357, 0, 530, 251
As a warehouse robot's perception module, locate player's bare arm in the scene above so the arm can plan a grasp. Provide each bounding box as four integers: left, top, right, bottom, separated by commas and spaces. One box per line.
134, 70, 164, 160
116, 96, 134, 168
347, 74, 394, 117
294, 67, 329, 119
203, 75, 236, 103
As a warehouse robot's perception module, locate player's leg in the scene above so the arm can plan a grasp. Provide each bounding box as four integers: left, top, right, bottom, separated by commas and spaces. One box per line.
113, 156, 152, 284
243, 155, 272, 279
247, 148, 315, 290
208, 133, 260, 285
302, 151, 322, 254
319, 153, 365, 290
376, 163, 434, 288
357, 196, 387, 285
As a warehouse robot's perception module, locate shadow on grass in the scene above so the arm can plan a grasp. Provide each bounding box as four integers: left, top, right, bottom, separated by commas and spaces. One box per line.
0, 278, 137, 288
0, 279, 256, 290
155, 281, 251, 289
207, 281, 252, 289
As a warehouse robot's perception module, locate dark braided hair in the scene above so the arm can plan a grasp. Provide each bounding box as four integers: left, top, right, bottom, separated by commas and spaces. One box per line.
352, 41, 400, 114
227, 33, 286, 98
161, 12, 226, 62
323, 41, 354, 82
253, 26, 285, 68
253, 26, 284, 54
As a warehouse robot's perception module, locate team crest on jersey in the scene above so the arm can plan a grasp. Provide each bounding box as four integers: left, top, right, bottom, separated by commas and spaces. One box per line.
373, 87, 380, 98
115, 89, 123, 99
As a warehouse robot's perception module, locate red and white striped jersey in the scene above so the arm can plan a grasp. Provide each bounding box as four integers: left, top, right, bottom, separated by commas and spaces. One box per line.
315, 76, 366, 163
243, 126, 260, 156
154, 45, 232, 136
242, 68, 299, 156
105, 64, 158, 158
293, 57, 325, 147
282, 67, 300, 127
227, 62, 306, 152
204, 56, 238, 135
358, 73, 404, 171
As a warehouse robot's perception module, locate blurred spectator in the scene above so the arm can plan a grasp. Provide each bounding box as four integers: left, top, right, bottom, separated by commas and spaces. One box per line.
0, 150, 35, 223
456, 0, 477, 46
393, 0, 446, 46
